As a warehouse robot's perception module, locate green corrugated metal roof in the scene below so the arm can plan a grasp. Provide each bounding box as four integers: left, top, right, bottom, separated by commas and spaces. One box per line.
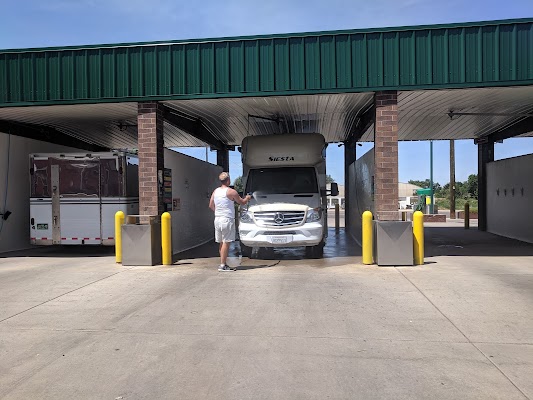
1, 18, 533, 107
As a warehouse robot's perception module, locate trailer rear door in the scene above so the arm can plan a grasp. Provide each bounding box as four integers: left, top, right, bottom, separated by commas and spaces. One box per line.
54, 157, 102, 244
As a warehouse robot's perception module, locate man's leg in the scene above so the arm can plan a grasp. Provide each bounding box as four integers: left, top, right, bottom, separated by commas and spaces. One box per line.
218, 218, 235, 271
220, 242, 230, 266
215, 217, 224, 266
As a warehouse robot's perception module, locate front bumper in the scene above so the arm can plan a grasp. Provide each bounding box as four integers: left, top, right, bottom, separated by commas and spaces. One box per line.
239, 221, 324, 248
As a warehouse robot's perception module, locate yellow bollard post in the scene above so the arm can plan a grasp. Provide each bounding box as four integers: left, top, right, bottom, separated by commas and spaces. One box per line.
362, 211, 373, 265
115, 211, 125, 263
335, 203, 340, 233
161, 212, 172, 265
413, 211, 424, 265
464, 202, 470, 230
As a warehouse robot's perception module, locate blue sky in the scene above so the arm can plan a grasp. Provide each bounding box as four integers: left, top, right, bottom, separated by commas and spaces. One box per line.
2, 0, 533, 184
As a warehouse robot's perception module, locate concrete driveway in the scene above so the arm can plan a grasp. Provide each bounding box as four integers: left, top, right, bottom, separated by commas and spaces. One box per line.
0, 227, 532, 399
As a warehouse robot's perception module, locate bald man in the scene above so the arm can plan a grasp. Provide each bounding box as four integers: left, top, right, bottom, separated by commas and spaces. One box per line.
209, 172, 251, 271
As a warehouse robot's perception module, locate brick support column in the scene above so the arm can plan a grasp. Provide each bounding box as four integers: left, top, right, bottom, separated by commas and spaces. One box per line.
477, 138, 494, 231
138, 102, 165, 216
374, 91, 399, 221
217, 148, 230, 172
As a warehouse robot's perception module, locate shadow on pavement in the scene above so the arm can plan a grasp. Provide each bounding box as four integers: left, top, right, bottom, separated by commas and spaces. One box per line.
237, 261, 282, 270
425, 226, 533, 257
0, 245, 115, 259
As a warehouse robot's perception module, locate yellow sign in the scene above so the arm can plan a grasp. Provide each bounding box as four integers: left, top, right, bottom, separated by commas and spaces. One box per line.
425, 196, 431, 205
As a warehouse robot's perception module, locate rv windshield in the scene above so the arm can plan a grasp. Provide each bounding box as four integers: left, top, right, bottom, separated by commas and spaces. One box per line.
245, 167, 318, 195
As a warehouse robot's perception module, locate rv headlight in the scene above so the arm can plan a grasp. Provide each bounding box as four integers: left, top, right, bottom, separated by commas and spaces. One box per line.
240, 211, 253, 223
306, 207, 322, 222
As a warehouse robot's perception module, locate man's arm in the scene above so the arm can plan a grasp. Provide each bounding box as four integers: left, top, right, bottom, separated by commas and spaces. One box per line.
209, 191, 215, 212
227, 188, 251, 205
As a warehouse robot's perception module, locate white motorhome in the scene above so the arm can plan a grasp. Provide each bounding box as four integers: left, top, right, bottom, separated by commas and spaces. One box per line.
238, 133, 337, 258
29, 152, 139, 246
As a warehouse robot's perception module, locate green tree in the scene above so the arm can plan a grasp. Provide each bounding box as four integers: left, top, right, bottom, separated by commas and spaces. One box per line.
326, 174, 335, 184
423, 174, 479, 206
433, 182, 442, 197
408, 179, 431, 188
233, 176, 244, 194
467, 174, 478, 199
454, 181, 467, 199
439, 183, 451, 199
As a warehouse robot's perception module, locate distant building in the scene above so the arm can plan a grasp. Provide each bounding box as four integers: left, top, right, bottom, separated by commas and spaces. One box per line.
398, 182, 422, 209
326, 182, 422, 210
398, 182, 423, 197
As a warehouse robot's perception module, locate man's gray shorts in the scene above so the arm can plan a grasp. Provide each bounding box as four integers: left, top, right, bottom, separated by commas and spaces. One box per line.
214, 217, 236, 243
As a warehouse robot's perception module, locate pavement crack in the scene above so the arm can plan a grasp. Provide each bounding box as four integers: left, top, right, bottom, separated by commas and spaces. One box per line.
395, 267, 530, 400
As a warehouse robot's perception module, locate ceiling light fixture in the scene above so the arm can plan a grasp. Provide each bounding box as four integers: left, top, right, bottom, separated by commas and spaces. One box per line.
116, 122, 138, 131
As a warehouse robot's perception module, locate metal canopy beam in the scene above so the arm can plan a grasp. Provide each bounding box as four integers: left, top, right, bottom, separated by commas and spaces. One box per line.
161, 105, 225, 150
488, 117, 533, 142
346, 105, 375, 145
0, 120, 107, 152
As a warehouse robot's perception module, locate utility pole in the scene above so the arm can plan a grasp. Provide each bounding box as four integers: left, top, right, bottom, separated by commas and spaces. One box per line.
450, 140, 456, 219
430, 141, 434, 214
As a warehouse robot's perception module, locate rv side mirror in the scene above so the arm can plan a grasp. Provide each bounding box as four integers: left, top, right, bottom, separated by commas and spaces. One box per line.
330, 182, 339, 197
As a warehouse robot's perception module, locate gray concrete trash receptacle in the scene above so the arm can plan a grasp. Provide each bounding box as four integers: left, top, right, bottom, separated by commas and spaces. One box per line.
374, 221, 414, 266
121, 215, 162, 266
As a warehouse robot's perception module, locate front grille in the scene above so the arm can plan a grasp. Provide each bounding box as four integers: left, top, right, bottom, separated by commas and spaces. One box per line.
254, 211, 306, 227
262, 231, 297, 235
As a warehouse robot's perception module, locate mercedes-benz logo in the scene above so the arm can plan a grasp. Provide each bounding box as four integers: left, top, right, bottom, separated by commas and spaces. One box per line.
274, 212, 285, 224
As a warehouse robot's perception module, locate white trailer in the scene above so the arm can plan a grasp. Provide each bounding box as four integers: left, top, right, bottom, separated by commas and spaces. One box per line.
29, 152, 139, 246
238, 133, 338, 258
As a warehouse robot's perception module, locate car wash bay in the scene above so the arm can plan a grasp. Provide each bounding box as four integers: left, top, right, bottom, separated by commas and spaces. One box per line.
2, 18, 533, 255
1, 18, 533, 399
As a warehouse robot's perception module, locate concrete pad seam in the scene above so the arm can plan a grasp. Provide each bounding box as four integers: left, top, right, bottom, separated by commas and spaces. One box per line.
470, 343, 531, 399
3, 326, 523, 345
6, 326, 533, 346
0, 267, 135, 325
395, 267, 531, 400
0, 328, 472, 343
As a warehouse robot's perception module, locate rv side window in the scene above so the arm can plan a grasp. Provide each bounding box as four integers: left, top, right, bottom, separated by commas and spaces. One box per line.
31, 159, 51, 198
246, 167, 318, 195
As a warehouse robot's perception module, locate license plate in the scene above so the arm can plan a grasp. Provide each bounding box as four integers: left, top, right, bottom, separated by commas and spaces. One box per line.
269, 236, 291, 244
36, 224, 48, 230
